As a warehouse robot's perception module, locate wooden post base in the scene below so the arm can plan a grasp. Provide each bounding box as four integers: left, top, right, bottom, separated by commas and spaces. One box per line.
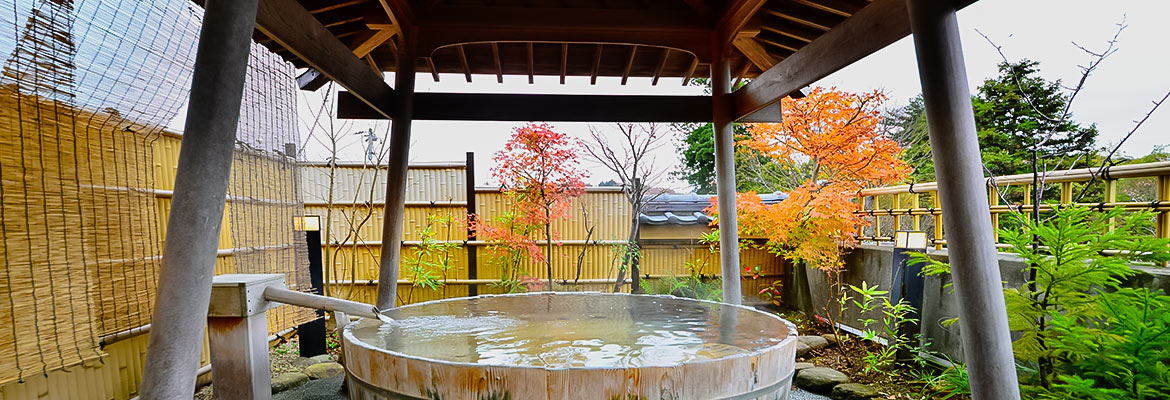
207, 274, 286, 400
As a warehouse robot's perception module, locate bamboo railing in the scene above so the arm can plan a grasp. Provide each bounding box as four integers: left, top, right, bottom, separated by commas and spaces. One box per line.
855, 161, 1170, 249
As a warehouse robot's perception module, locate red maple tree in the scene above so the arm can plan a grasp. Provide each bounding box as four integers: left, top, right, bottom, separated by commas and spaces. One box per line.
490, 123, 588, 284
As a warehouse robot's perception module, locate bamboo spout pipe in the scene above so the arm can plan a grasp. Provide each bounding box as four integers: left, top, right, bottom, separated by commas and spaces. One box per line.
263, 287, 388, 322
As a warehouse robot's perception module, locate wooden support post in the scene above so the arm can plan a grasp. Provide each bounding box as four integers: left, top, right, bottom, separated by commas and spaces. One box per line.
932, 192, 943, 250
207, 274, 287, 400
857, 194, 866, 240
1022, 184, 1032, 205
465, 152, 479, 296
1060, 182, 1073, 205
906, 0, 1021, 397
712, 47, 742, 305
376, 34, 417, 310
139, 0, 259, 396
1103, 179, 1118, 231
1158, 175, 1170, 239
894, 193, 902, 231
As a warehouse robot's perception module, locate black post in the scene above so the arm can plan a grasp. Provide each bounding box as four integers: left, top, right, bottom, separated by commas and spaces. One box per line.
891, 245, 925, 361
298, 221, 327, 357
465, 152, 478, 296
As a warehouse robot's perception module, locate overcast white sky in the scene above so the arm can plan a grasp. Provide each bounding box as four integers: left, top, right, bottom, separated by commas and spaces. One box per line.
175, 0, 1170, 192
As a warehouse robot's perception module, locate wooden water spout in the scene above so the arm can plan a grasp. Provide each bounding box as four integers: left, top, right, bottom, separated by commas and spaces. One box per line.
205, 274, 391, 400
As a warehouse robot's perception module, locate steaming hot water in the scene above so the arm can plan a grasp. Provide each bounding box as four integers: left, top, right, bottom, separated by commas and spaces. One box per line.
351, 293, 785, 369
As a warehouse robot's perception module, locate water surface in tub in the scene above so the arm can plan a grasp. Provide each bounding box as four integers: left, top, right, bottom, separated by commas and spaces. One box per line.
349, 294, 788, 369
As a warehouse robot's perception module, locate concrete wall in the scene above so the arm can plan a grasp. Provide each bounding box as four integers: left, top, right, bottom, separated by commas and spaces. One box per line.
784, 244, 1170, 363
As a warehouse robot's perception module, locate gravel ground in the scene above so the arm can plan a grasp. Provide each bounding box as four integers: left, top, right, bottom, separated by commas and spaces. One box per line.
791, 387, 832, 400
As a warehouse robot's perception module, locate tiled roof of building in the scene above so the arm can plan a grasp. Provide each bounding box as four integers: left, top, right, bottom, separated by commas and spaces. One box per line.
638, 192, 787, 226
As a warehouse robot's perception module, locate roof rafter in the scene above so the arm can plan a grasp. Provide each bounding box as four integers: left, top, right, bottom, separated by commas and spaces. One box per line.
652, 48, 671, 85
414, 6, 714, 61
716, 0, 770, 49
732, 0, 908, 120
621, 45, 638, 85
560, 43, 568, 85
591, 44, 603, 85
491, 43, 503, 83
256, 0, 394, 117
457, 44, 472, 82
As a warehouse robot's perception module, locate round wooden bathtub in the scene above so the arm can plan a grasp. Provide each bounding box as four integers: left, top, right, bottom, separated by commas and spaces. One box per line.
342, 293, 797, 400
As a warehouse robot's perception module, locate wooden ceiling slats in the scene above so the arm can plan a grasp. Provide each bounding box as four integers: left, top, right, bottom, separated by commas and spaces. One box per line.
762, 1, 846, 31
267, 0, 875, 86
755, 30, 805, 53
792, 0, 864, 17
302, 0, 368, 14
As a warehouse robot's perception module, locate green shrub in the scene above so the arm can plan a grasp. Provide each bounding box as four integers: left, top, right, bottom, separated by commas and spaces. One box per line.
641, 274, 722, 302
913, 206, 1170, 398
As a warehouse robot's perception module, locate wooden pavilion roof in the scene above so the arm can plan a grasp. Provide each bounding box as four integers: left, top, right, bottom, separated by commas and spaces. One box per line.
255, 0, 871, 87
246, 0, 973, 122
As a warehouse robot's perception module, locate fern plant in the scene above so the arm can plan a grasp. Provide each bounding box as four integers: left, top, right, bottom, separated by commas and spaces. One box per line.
913, 205, 1170, 398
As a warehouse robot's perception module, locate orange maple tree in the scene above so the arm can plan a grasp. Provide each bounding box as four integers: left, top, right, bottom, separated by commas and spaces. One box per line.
712, 87, 910, 270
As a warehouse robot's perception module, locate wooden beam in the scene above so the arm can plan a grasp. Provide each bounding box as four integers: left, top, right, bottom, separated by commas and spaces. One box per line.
733, 58, 751, 88
297, 29, 394, 90
716, 0, 769, 48
591, 44, 603, 85
761, 16, 823, 42
793, 0, 863, 17
732, 0, 909, 121
303, 0, 364, 14
457, 44, 472, 82
415, 6, 714, 61
560, 43, 568, 84
762, 5, 839, 31
756, 31, 804, 53
681, 0, 713, 19
526, 42, 535, 84
338, 91, 751, 123
353, 29, 395, 56
491, 42, 503, 83
426, 57, 440, 81
256, 0, 393, 118
733, 37, 774, 70
652, 48, 670, 85
375, 0, 412, 35
621, 45, 638, 85
682, 56, 699, 85
365, 54, 379, 73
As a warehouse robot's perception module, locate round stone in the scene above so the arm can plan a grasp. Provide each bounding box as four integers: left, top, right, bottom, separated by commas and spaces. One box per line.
271, 372, 309, 394
795, 367, 850, 393
831, 382, 880, 400
797, 335, 830, 350
303, 362, 345, 380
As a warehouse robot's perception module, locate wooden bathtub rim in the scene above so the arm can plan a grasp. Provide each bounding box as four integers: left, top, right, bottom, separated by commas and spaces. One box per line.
343, 368, 797, 400
342, 292, 799, 399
